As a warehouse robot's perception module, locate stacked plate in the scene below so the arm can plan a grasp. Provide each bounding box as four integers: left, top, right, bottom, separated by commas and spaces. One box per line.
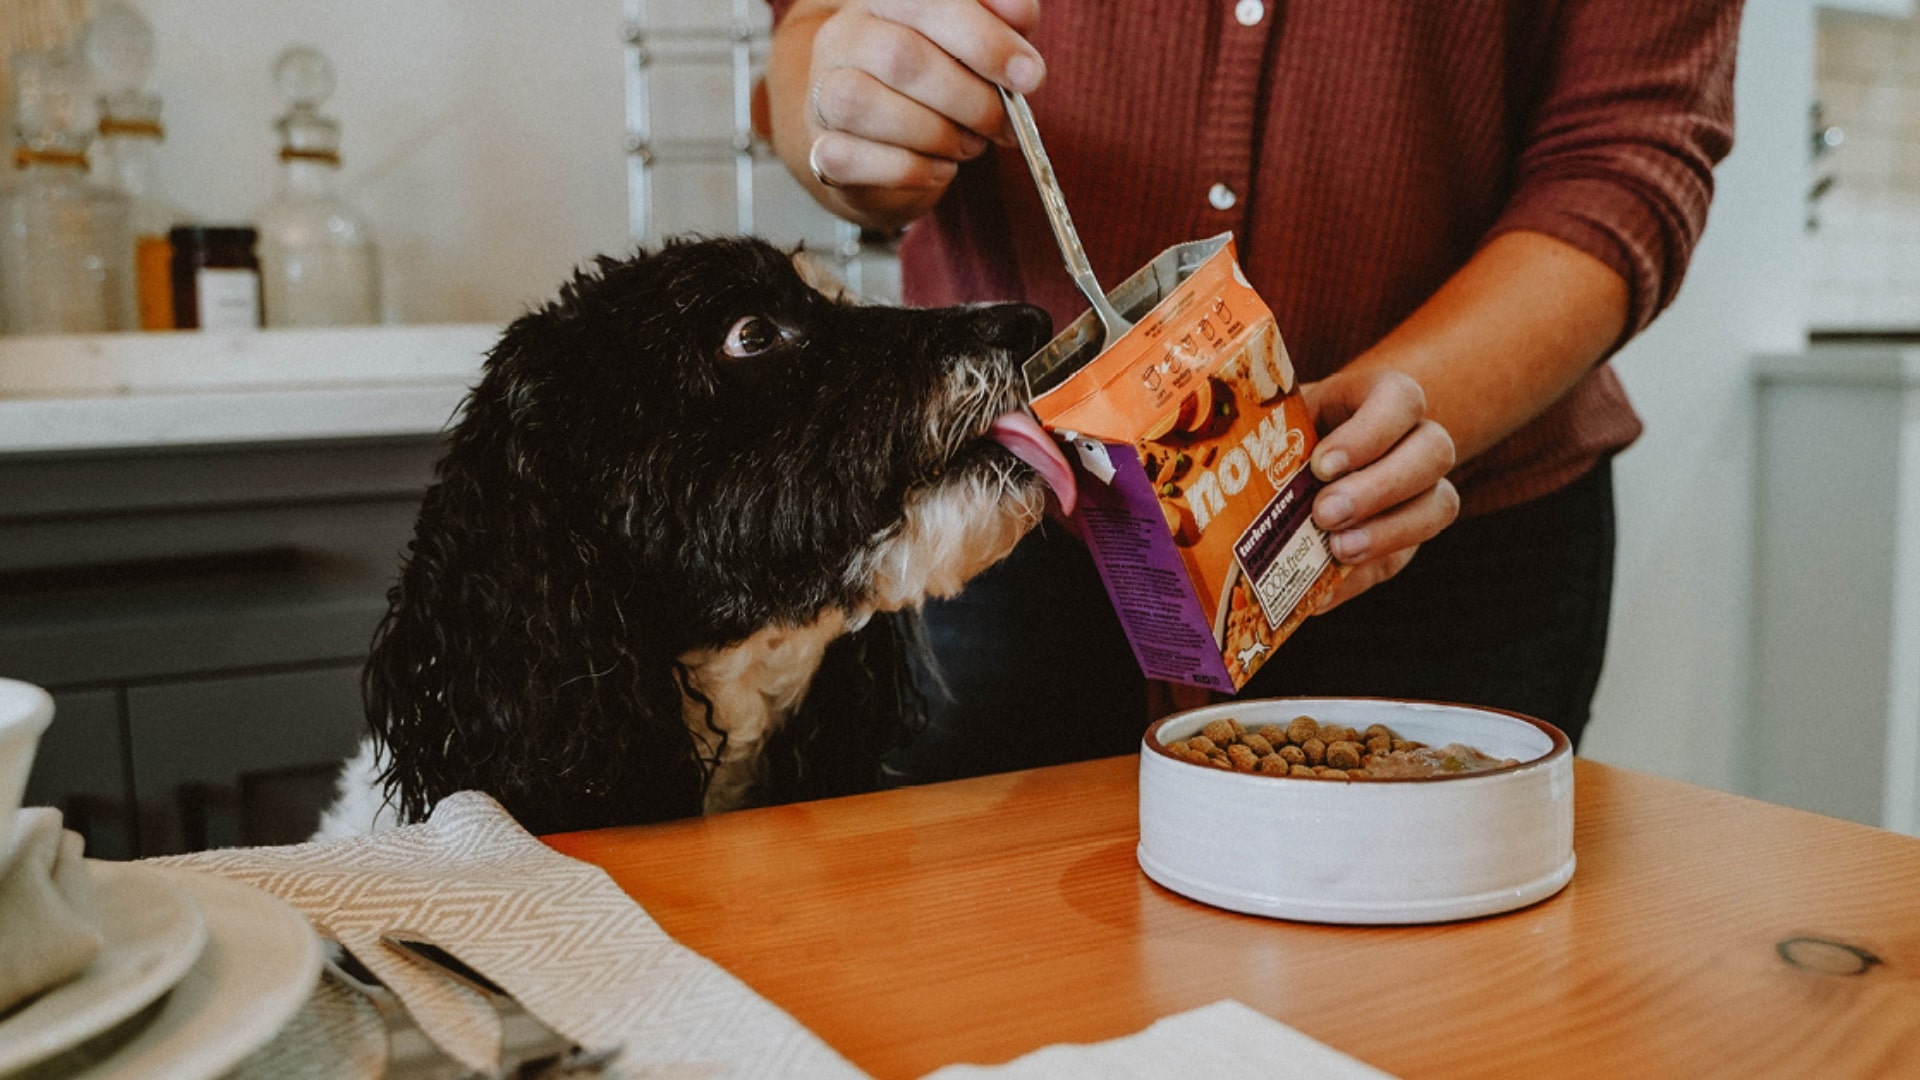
0, 675, 323, 1079
0, 860, 323, 1079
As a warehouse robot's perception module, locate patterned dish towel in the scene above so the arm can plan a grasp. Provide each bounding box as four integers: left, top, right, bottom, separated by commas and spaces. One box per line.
157, 791, 864, 1079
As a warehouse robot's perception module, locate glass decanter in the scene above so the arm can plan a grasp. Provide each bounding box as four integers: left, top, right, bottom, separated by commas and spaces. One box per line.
0, 49, 134, 335
256, 46, 381, 327
84, 0, 185, 329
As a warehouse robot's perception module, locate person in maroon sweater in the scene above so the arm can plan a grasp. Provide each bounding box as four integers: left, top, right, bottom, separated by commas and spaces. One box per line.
764, 0, 1743, 774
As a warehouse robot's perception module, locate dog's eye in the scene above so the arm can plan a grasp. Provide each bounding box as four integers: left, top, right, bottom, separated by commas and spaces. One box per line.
721, 315, 789, 359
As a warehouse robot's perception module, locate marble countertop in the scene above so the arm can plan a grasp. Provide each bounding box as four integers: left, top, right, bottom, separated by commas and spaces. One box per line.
0, 325, 495, 455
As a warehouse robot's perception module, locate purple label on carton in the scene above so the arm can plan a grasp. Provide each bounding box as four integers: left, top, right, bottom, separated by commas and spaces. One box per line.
1071, 441, 1234, 690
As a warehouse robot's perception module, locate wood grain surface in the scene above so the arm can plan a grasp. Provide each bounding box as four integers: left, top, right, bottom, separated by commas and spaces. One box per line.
546, 757, 1920, 1078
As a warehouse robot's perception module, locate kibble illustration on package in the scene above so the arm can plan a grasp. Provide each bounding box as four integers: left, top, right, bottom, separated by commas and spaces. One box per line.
1025, 235, 1347, 691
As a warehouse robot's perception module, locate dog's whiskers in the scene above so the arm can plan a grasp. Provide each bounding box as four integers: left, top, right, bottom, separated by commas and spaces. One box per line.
928, 353, 1025, 464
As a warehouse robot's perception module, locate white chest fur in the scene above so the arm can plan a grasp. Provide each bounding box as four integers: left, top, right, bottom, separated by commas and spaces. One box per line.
678, 611, 852, 814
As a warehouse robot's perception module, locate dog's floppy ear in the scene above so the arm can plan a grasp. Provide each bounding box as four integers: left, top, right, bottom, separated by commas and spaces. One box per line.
363, 275, 720, 832
363, 462, 712, 832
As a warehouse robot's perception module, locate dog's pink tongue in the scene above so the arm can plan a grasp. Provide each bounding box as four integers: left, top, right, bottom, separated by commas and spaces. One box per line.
989, 410, 1077, 516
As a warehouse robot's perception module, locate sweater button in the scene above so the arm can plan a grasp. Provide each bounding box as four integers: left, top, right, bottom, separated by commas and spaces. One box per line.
1208, 183, 1238, 211
1234, 0, 1265, 26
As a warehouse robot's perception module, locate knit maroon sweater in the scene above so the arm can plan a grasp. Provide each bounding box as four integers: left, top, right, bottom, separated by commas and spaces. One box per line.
771, 1, 1743, 514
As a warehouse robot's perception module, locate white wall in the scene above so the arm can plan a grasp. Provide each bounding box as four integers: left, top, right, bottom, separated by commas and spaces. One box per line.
121, 0, 862, 322
135, 0, 632, 325
1583, 0, 1814, 791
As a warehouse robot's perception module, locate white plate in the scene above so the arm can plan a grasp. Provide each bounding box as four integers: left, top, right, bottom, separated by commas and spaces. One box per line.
0, 860, 209, 1074
54, 865, 324, 1080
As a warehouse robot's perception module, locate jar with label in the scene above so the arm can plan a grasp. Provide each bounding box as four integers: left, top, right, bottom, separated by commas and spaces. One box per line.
169, 226, 262, 331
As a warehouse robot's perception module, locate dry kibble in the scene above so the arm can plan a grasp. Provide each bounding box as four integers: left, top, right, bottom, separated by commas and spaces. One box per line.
1326, 741, 1363, 770
1301, 737, 1327, 768
1165, 716, 1510, 781
1201, 718, 1240, 745
1286, 716, 1320, 745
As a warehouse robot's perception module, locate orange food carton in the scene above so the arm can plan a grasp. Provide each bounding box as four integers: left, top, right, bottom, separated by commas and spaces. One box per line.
1024, 235, 1347, 691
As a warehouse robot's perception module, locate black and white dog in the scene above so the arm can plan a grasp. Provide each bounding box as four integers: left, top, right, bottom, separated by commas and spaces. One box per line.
317, 236, 1073, 837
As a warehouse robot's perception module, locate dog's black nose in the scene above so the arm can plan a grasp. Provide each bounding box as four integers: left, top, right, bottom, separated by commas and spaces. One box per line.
974, 303, 1053, 353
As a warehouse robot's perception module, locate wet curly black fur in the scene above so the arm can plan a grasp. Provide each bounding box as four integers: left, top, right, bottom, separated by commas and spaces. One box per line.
359, 236, 1052, 834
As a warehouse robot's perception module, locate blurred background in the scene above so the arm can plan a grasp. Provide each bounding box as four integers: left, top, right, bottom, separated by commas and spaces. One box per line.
1, 0, 1916, 855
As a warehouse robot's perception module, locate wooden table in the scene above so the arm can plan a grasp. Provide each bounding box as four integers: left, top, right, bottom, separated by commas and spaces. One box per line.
547, 757, 1920, 1078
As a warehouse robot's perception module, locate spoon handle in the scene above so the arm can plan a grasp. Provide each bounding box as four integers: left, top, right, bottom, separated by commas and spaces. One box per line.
998, 87, 1133, 346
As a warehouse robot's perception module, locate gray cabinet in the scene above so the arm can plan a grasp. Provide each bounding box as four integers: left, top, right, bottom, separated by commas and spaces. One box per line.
1751, 348, 1920, 835
2, 436, 440, 856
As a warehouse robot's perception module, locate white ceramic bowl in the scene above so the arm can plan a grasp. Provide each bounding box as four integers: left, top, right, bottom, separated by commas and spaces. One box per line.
0, 677, 55, 851
1138, 697, 1574, 924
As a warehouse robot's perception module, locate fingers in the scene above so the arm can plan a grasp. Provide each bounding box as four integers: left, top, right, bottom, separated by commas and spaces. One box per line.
1313, 417, 1454, 537
865, 0, 1045, 101
1299, 368, 1460, 612
804, 0, 1043, 192
1322, 476, 1459, 567
811, 64, 991, 166
1305, 370, 1453, 532
809, 129, 962, 191
1306, 370, 1428, 483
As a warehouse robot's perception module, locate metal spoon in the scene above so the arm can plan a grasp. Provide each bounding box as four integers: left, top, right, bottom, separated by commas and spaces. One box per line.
998, 87, 1133, 352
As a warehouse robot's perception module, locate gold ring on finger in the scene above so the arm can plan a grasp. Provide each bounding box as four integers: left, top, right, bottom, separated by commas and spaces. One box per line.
808, 138, 841, 189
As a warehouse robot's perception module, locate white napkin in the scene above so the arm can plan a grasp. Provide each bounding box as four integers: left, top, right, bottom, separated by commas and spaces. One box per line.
0, 808, 105, 1013
156, 790, 864, 1079
922, 1000, 1397, 1080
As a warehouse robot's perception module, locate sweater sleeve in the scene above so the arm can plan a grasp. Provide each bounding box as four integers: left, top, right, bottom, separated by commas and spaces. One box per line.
1488, 0, 1744, 341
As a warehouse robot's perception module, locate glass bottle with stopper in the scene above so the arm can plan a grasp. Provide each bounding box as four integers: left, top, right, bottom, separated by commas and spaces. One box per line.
83, 0, 184, 330
257, 46, 380, 327
0, 48, 134, 334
